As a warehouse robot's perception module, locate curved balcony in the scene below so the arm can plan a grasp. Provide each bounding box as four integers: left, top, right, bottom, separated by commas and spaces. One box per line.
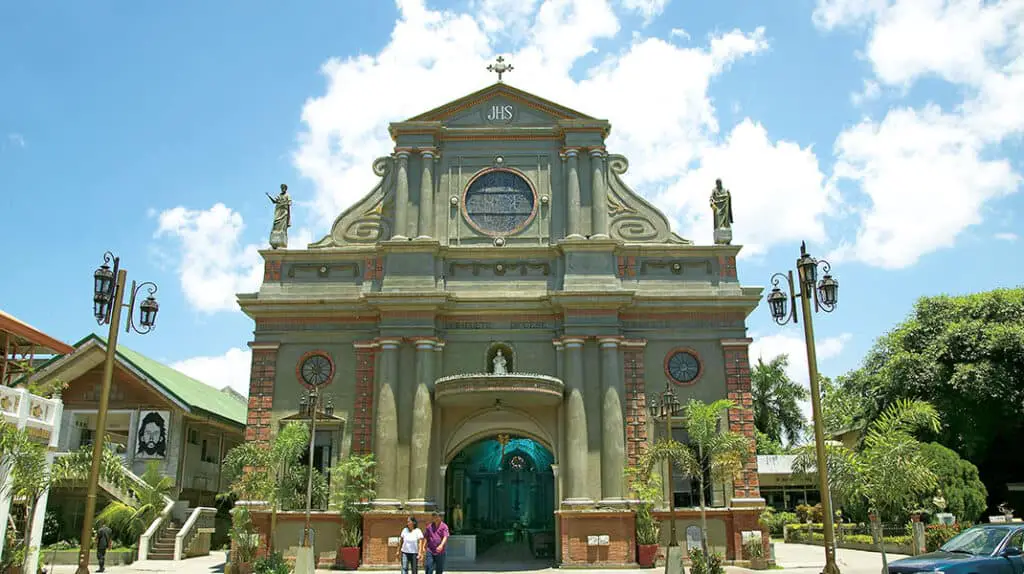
434, 372, 564, 408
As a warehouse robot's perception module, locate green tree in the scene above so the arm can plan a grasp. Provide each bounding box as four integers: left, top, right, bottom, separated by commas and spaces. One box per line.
95, 462, 173, 544
820, 375, 867, 436
750, 355, 808, 446
795, 399, 940, 572
920, 442, 988, 523
330, 454, 377, 547
0, 421, 52, 571
644, 399, 750, 553
754, 430, 786, 455
837, 288, 1024, 510
222, 422, 310, 552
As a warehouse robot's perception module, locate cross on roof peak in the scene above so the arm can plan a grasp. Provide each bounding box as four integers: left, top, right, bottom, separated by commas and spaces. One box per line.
487, 56, 514, 82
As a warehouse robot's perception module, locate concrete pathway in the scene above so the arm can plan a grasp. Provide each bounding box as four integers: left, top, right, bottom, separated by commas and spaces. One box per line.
770, 541, 908, 574
46, 551, 226, 574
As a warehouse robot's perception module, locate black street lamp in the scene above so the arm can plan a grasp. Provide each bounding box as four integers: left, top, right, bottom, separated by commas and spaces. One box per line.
767, 241, 840, 574
299, 387, 334, 549
78, 252, 159, 574
649, 381, 684, 574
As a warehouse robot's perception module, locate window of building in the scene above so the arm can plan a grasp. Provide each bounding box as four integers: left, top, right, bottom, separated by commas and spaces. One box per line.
188, 428, 199, 445
670, 427, 726, 508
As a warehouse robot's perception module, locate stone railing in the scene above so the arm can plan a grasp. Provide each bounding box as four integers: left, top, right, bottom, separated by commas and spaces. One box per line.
138, 493, 176, 560
175, 507, 217, 560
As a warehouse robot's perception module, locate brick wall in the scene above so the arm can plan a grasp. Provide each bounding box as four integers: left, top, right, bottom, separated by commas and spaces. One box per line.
723, 339, 759, 498
246, 343, 279, 444
623, 341, 648, 466
558, 511, 636, 566
361, 512, 435, 566
352, 341, 377, 455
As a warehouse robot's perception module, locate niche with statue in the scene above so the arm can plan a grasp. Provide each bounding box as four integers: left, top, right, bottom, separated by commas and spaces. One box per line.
486, 343, 514, 375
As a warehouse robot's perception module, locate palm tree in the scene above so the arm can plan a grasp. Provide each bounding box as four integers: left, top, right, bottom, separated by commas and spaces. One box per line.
222, 422, 310, 552
95, 462, 174, 544
643, 399, 751, 553
751, 355, 808, 446
794, 399, 940, 573
1, 421, 53, 570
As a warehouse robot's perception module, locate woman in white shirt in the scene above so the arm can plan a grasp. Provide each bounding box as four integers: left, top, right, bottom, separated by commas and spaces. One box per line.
399, 516, 425, 574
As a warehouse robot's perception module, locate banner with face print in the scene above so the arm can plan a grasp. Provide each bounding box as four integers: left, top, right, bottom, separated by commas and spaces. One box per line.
136, 410, 169, 459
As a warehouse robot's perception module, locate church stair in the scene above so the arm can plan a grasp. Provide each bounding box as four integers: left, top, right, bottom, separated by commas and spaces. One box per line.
145, 521, 181, 560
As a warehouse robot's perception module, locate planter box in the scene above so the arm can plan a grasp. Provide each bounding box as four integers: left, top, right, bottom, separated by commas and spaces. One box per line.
336, 546, 360, 570
40, 550, 135, 566
637, 543, 658, 567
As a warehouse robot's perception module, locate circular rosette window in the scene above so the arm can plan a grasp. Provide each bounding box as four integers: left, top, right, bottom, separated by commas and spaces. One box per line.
296, 351, 335, 388
462, 168, 538, 236
665, 349, 703, 386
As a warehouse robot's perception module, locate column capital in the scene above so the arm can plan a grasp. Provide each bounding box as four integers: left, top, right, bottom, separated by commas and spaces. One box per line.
720, 338, 754, 348
377, 337, 402, 349
552, 339, 565, 350
597, 336, 622, 348
560, 337, 586, 348
432, 341, 446, 351
394, 149, 412, 159
561, 147, 580, 158
417, 147, 438, 158
409, 336, 440, 349
589, 148, 607, 157
247, 341, 281, 351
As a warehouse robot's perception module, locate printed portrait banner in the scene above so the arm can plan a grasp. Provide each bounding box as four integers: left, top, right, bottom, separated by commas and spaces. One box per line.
136, 410, 170, 459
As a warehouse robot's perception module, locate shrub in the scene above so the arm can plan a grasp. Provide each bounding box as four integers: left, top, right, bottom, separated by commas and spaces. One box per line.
760, 509, 797, 538
925, 523, 963, 552
252, 552, 289, 574
796, 503, 824, 523
689, 548, 724, 574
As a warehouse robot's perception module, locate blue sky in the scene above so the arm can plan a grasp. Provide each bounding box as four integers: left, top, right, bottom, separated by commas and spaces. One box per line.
2, 0, 1022, 400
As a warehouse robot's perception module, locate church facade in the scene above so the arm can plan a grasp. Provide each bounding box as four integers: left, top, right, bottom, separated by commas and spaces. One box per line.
239, 79, 765, 567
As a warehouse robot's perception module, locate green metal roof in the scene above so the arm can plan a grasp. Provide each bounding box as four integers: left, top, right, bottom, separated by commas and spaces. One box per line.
70, 334, 247, 427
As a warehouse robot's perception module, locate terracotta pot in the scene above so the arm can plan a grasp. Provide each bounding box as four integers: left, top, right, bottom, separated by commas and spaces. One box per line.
637, 543, 659, 567
750, 557, 768, 570
235, 561, 252, 574
337, 546, 361, 570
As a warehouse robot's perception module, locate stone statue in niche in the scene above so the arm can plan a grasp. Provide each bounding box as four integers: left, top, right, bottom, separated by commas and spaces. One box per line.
267, 184, 292, 249
710, 178, 733, 245
492, 350, 508, 374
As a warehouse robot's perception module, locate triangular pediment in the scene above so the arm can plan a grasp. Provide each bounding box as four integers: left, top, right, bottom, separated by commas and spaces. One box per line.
405, 83, 598, 125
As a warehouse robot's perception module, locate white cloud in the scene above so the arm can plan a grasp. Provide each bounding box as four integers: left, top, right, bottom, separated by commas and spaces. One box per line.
850, 79, 880, 106
814, 0, 1024, 267
621, 0, 670, 23
995, 232, 1019, 242
155, 204, 264, 313
3, 133, 25, 150
172, 347, 252, 397
749, 330, 853, 390
292, 0, 825, 255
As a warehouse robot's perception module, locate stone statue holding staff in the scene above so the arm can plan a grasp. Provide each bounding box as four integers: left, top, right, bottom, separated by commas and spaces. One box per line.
267, 183, 292, 249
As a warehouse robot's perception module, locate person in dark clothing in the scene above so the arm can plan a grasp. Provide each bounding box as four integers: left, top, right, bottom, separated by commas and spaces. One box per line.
96, 522, 112, 572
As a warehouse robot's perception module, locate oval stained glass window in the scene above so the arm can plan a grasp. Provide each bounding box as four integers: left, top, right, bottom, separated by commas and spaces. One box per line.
463, 169, 537, 235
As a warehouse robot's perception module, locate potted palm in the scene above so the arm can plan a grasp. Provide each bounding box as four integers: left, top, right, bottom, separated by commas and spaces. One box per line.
331, 454, 376, 570
744, 538, 767, 570
229, 507, 258, 574
625, 464, 662, 567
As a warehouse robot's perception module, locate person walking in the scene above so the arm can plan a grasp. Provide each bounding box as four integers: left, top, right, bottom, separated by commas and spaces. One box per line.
400, 516, 425, 574
96, 521, 113, 573
424, 511, 449, 574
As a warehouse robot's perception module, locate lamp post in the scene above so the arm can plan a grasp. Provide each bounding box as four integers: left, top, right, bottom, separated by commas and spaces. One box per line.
299, 387, 333, 549
77, 252, 159, 574
766, 241, 840, 574
649, 381, 684, 574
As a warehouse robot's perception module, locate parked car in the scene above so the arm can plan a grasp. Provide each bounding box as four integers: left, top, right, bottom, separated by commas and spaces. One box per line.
888, 524, 1024, 574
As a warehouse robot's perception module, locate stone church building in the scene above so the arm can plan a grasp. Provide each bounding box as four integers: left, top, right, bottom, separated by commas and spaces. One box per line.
239, 77, 765, 567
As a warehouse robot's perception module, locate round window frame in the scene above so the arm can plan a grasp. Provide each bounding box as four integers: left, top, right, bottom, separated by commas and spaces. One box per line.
664, 348, 704, 386
460, 167, 540, 237
296, 350, 336, 389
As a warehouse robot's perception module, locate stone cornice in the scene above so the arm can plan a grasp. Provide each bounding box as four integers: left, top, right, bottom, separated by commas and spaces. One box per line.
248, 341, 281, 351
557, 236, 621, 252
720, 338, 754, 347
550, 292, 635, 310
377, 237, 443, 254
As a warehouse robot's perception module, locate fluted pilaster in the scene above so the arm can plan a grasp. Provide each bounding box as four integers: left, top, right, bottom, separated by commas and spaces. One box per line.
417, 149, 435, 239
408, 338, 435, 506
590, 150, 609, 238
562, 337, 590, 503
564, 149, 583, 239
599, 337, 626, 502
393, 151, 411, 239
373, 338, 401, 504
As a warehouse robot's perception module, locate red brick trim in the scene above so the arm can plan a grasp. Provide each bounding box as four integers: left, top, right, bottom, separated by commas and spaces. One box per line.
664, 347, 704, 387
624, 344, 647, 466
245, 345, 279, 444
363, 257, 383, 281
263, 260, 282, 282
617, 256, 637, 278
719, 255, 737, 279
723, 340, 759, 498
352, 340, 377, 455
558, 510, 636, 566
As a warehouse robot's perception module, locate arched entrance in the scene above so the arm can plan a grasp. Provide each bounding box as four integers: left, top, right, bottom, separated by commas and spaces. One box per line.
445, 434, 556, 564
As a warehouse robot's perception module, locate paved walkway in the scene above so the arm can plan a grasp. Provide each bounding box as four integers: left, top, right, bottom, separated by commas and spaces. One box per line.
42, 543, 906, 574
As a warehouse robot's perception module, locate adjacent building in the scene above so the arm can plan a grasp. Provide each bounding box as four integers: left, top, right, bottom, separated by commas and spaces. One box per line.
239, 78, 765, 567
